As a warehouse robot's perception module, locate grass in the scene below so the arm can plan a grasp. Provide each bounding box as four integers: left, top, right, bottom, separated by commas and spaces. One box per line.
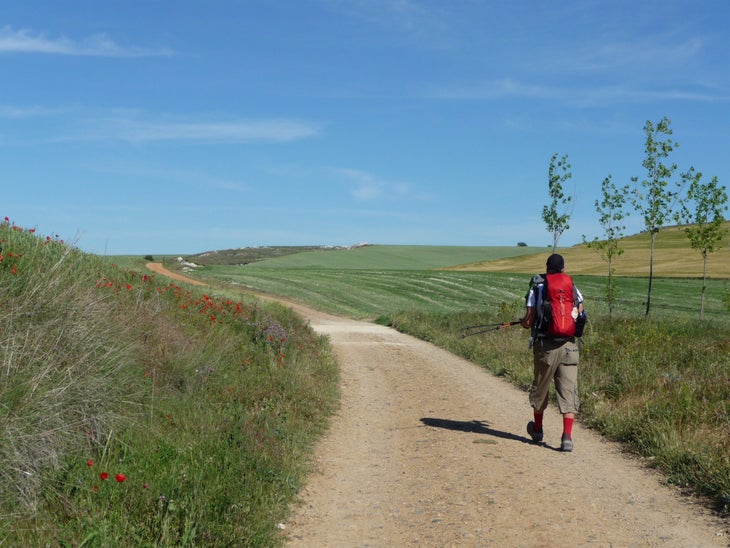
0, 220, 339, 546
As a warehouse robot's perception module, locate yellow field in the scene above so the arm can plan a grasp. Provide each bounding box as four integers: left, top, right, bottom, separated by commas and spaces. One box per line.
449, 222, 730, 278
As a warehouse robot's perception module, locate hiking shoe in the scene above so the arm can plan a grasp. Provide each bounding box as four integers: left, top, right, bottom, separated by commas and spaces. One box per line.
560, 435, 573, 452
527, 421, 543, 443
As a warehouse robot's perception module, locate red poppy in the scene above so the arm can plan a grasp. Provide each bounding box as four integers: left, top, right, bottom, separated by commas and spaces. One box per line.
115, 474, 126, 483
86, 459, 94, 467
100, 472, 109, 480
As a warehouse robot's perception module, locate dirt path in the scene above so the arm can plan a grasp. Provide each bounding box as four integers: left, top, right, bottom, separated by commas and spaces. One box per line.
146, 262, 208, 286
146, 264, 728, 547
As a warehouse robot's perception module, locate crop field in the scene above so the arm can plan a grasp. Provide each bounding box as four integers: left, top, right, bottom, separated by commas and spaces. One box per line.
454, 222, 730, 278
193, 265, 728, 324
178, 225, 729, 323
228, 244, 547, 270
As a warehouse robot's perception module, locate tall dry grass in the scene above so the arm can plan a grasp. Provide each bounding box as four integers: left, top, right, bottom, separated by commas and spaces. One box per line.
0, 220, 339, 546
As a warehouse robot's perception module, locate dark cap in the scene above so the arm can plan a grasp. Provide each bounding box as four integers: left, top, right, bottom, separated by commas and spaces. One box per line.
546, 253, 564, 272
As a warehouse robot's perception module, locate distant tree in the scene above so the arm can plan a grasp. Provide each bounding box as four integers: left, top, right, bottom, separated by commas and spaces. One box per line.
675, 168, 728, 319
542, 153, 574, 253
517, 242, 527, 247
583, 175, 630, 318
630, 117, 680, 318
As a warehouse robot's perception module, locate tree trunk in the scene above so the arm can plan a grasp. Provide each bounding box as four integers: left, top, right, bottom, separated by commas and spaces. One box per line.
645, 231, 656, 319
700, 252, 707, 320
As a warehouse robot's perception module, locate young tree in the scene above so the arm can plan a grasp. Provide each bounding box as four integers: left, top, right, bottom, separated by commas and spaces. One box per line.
584, 175, 630, 318
676, 168, 728, 319
542, 153, 574, 252
629, 116, 679, 318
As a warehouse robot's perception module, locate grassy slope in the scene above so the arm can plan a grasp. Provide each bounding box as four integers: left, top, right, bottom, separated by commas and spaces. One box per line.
240, 245, 546, 270
0, 224, 339, 546
450, 223, 730, 278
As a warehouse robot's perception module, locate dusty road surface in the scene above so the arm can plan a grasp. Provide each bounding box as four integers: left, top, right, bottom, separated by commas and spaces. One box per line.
146, 264, 728, 547
282, 308, 727, 547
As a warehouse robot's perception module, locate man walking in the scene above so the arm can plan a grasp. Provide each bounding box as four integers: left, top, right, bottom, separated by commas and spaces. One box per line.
520, 253, 584, 452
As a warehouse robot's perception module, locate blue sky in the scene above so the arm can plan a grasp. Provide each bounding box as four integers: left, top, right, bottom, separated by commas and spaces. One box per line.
2, 1, 728, 255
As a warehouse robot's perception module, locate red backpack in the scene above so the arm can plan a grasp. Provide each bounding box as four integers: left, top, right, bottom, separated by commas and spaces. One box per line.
541, 273, 576, 337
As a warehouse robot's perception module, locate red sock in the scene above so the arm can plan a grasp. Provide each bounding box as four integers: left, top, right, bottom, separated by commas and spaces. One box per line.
563, 417, 574, 439
534, 411, 543, 431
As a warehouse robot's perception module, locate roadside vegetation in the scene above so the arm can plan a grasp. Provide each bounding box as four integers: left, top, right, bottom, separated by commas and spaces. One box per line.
0, 220, 339, 546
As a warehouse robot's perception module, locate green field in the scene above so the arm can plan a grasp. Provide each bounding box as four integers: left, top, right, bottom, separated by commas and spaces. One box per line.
162, 226, 727, 323
193, 265, 727, 322
231, 244, 547, 270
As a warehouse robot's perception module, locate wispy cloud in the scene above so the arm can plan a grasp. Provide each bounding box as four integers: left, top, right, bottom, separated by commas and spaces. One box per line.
81, 161, 252, 193
105, 117, 320, 143
333, 167, 417, 202
0, 105, 68, 118
323, 0, 451, 45
425, 78, 729, 106
544, 37, 706, 74
0, 25, 173, 57
334, 168, 384, 200
42, 111, 321, 144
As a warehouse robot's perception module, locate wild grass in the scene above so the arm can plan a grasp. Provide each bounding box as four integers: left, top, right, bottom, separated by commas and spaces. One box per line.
0, 220, 339, 546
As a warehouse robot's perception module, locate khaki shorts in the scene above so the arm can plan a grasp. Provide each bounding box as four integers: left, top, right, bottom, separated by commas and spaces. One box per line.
529, 338, 580, 414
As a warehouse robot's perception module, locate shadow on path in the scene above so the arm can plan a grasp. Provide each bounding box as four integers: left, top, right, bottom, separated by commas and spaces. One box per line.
420, 417, 560, 450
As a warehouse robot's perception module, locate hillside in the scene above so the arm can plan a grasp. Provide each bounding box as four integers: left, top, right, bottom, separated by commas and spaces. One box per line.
178, 245, 546, 271
449, 223, 730, 278
0, 221, 339, 545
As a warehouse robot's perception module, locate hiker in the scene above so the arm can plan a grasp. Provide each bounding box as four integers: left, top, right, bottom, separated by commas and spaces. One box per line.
520, 253, 584, 452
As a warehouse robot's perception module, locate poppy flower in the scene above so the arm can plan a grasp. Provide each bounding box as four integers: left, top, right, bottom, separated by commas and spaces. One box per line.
86, 459, 94, 467
100, 472, 109, 480
115, 474, 126, 483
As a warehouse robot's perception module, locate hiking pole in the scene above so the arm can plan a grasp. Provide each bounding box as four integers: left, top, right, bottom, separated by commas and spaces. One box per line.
458, 320, 521, 339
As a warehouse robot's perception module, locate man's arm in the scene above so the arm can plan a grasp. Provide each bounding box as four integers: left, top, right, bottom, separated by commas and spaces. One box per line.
521, 307, 535, 328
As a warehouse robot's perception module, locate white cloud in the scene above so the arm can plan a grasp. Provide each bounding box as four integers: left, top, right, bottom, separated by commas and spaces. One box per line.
425, 78, 729, 105
0, 105, 67, 118
109, 118, 319, 143
333, 167, 420, 202
0, 25, 173, 57
1, 104, 322, 144
556, 38, 705, 73
335, 168, 384, 200
57, 113, 322, 144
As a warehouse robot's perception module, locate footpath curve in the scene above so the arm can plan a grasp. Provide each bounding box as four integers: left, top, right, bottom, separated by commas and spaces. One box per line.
146, 264, 728, 547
